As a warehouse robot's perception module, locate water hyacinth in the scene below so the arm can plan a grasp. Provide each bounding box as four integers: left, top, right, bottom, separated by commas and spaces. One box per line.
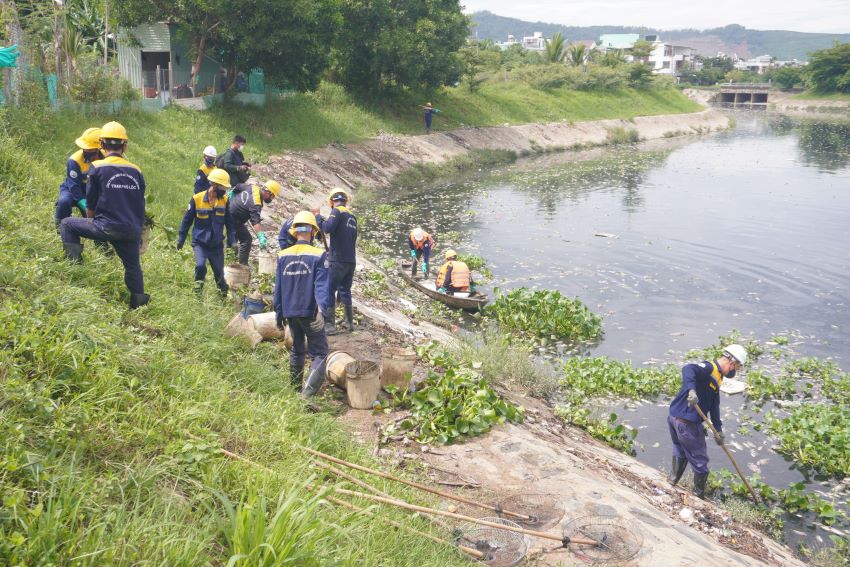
485, 287, 603, 343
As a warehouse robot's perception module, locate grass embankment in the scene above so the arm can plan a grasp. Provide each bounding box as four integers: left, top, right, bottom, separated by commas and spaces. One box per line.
0, 78, 699, 563
790, 91, 850, 102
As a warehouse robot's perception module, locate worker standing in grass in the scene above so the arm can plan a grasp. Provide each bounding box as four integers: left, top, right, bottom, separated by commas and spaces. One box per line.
193, 146, 218, 193
407, 227, 435, 278
667, 344, 747, 498
274, 211, 329, 397
177, 168, 233, 296
54, 127, 103, 228
227, 179, 281, 265
219, 135, 250, 187
435, 249, 473, 295
421, 102, 440, 133
60, 121, 150, 309
314, 188, 357, 335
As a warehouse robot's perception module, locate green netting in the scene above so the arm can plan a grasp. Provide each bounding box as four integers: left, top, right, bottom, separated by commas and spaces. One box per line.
0, 45, 20, 68
248, 69, 264, 94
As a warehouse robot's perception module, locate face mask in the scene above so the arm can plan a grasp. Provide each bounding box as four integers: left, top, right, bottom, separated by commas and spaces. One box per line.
238, 144, 245, 152
215, 188, 226, 198
204, 157, 215, 166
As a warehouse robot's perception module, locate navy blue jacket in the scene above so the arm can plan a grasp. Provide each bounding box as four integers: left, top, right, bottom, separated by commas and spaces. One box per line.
669, 360, 723, 432
194, 163, 215, 194
317, 205, 357, 263
59, 149, 98, 201
278, 218, 297, 249
86, 154, 146, 234
228, 184, 264, 226
274, 242, 330, 319
178, 191, 232, 248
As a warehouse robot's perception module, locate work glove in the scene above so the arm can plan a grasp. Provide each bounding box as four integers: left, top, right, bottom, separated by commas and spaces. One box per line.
257, 232, 267, 249
176, 240, 184, 251
438, 287, 447, 293
76, 198, 87, 211
687, 389, 698, 407
409, 249, 417, 258
470, 282, 477, 292
714, 431, 725, 446
226, 190, 234, 200
421, 261, 428, 274
276, 311, 285, 330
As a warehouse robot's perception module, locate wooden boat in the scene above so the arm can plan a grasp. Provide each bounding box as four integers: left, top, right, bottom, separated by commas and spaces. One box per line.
398, 261, 489, 311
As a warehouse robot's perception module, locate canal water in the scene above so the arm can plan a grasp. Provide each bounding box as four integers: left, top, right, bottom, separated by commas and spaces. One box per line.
364, 113, 850, 547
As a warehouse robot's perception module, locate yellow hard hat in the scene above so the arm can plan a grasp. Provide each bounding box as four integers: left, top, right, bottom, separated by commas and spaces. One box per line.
207, 168, 231, 188
263, 180, 281, 197
100, 121, 128, 140
292, 210, 320, 231
327, 188, 351, 207
445, 249, 458, 260
75, 127, 102, 150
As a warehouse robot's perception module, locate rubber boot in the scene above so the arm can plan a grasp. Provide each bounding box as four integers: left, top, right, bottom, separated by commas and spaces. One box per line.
290, 364, 304, 388
301, 367, 325, 398
94, 239, 112, 255
129, 293, 150, 310
343, 304, 354, 332
324, 308, 339, 336
63, 242, 83, 263
668, 457, 688, 485
693, 472, 709, 499
411, 260, 418, 278
193, 280, 205, 295
217, 282, 230, 298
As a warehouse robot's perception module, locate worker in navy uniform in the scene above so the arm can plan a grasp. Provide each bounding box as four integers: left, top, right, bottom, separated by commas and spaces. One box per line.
278, 214, 324, 249
227, 179, 281, 265
407, 226, 435, 278
60, 121, 150, 309
177, 168, 233, 296
667, 344, 747, 498
193, 146, 218, 193
435, 249, 474, 295
54, 127, 103, 228
274, 211, 330, 397
313, 188, 357, 335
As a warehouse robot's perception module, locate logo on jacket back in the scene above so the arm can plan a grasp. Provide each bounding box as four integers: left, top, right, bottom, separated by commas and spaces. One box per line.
105, 173, 141, 191
346, 218, 357, 231
282, 260, 312, 276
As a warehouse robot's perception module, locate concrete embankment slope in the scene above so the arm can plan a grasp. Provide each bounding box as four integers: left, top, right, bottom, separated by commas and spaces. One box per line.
255, 109, 731, 195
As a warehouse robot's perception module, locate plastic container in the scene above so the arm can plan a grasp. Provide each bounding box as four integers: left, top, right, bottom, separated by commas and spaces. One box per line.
344, 360, 381, 409
326, 351, 356, 389
225, 264, 251, 287
241, 296, 266, 319
380, 347, 416, 391
258, 250, 277, 275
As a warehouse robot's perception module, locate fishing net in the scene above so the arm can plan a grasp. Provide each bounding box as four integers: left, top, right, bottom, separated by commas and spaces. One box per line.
495, 493, 565, 530
457, 517, 528, 567
562, 514, 643, 565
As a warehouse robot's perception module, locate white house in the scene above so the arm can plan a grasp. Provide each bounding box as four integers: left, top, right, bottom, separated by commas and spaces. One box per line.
522, 32, 547, 51
734, 55, 774, 74
648, 41, 696, 75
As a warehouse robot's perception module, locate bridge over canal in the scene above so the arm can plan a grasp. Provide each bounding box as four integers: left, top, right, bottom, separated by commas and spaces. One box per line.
716, 83, 771, 106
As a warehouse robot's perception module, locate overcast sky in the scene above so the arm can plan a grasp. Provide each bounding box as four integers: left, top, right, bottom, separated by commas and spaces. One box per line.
462, 0, 850, 34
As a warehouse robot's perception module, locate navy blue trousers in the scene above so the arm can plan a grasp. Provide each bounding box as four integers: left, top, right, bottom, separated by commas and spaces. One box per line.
60, 218, 145, 294
288, 315, 329, 393
668, 415, 709, 474
193, 244, 226, 288
55, 190, 85, 224
327, 261, 355, 308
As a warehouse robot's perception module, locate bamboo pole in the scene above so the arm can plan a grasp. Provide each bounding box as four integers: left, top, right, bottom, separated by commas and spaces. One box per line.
693, 405, 760, 505
334, 488, 599, 547
302, 446, 533, 522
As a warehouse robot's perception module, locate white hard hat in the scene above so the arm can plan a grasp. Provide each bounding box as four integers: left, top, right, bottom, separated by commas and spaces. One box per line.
723, 344, 747, 366
412, 227, 425, 241
203, 145, 217, 158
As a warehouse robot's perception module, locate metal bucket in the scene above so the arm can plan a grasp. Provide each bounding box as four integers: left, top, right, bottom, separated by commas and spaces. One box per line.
258, 250, 277, 275
225, 264, 251, 287
326, 351, 356, 389
344, 360, 380, 409
380, 346, 416, 391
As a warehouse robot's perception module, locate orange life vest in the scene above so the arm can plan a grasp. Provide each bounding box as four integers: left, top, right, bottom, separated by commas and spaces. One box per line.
409, 230, 435, 250
436, 260, 470, 290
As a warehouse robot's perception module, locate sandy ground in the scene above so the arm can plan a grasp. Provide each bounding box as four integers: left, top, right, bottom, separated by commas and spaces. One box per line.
240, 111, 806, 566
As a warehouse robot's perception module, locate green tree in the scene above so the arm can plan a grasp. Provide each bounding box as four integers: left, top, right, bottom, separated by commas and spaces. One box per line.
601, 49, 626, 67
565, 43, 589, 67
544, 31, 567, 63
334, 0, 469, 93
806, 42, 850, 93
630, 39, 653, 62
772, 66, 801, 90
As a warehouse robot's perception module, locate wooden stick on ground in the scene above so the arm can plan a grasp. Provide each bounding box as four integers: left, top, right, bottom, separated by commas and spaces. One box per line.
302, 445, 533, 522
693, 405, 760, 505
335, 488, 599, 547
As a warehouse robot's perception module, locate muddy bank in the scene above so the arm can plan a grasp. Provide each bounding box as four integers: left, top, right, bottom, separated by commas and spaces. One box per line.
768, 91, 850, 117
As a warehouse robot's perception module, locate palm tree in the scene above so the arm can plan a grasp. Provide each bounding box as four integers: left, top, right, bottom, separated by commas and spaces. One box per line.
544, 32, 567, 63
566, 43, 588, 67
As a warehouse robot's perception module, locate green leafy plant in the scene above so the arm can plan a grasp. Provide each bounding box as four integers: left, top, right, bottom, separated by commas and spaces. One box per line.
686, 330, 764, 365
486, 287, 602, 343
554, 406, 638, 454
384, 343, 524, 444
456, 253, 493, 279
767, 404, 850, 478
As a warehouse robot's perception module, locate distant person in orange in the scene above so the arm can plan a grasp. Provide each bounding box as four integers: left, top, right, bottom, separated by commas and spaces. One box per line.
435, 249, 474, 295
407, 226, 435, 278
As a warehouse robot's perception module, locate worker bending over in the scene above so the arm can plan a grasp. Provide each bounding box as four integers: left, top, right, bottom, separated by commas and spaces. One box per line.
177, 168, 233, 296
274, 211, 329, 397
193, 146, 217, 193
60, 121, 149, 309
436, 249, 473, 295
54, 127, 103, 228
408, 227, 435, 278
315, 189, 357, 335
228, 179, 281, 265
667, 344, 747, 498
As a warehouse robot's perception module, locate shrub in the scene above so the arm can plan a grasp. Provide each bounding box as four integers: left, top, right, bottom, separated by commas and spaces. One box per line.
486, 287, 603, 343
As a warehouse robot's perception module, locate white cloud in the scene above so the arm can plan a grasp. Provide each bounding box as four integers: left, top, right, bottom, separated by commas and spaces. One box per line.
462, 0, 850, 33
